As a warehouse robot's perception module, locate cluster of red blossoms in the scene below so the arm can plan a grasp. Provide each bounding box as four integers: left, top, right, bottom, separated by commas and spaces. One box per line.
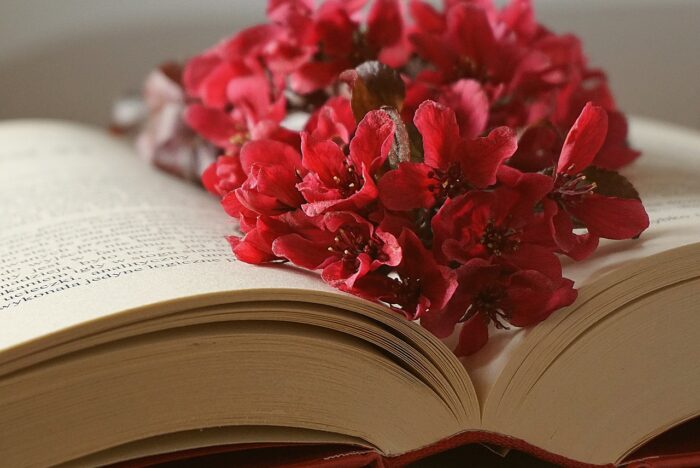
176, 0, 649, 356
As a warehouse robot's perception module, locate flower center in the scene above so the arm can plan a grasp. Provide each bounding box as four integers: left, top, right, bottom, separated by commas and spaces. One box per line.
480, 220, 521, 256
454, 56, 488, 82
461, 286, 510, 329
552, 172, 597, 202
427, 163, 470, 201
226, 120, 252, 150
392, 275, 423, 313
327, 226, 386, 262
332, 163, 363, 198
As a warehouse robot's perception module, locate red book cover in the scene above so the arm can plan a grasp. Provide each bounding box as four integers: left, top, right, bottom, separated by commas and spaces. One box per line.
111, 417, 700, 468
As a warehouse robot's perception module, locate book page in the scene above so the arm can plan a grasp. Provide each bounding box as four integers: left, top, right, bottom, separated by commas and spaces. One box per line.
0, 121, 337, 352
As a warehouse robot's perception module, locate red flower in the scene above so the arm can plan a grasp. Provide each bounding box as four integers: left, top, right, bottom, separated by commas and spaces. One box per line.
405, 0, 641, 175
183, 59, 289, 156
185, 104, 247, 151
593, 110, 640, 170
228, 208, 325, 264
351, 229, 457, 320
290, 0, 410, 94
505, 122, 560, 173
224, 140, 306, 220
303, 97, 356, 144
146, 0, 651, 359
181, 16, 303, 160
366, 0, 411, 68
545, 102, 649, 258
552, 70, 639, 170
409, 0, 445, 35
408, 1, 558, 128
379, 100, 517, 211
298, 109, 395, 216
272, 211, 401, 288
431, 185, 561, 281
421, 259, 577, 356
410, 2, 505, 85
202, 154, 247, 197
436, 79, 490, 139
228, 215, 294, 264
288, 1, 362, 94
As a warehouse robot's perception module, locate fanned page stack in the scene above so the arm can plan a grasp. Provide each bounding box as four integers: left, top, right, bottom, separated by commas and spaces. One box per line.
1, 119, 700, 468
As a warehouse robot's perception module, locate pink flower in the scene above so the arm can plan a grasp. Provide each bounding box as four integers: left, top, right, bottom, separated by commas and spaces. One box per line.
135, 63, 217, 182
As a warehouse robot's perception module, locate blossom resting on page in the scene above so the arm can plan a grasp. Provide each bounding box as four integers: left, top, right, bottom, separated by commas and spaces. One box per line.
136, 0, 649, 356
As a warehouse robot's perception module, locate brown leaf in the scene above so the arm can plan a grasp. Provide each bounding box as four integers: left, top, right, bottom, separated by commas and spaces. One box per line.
381, 107, 411, 169
347, 61, 405, 122
583, 166, 641, 200
406, 123, 424, 163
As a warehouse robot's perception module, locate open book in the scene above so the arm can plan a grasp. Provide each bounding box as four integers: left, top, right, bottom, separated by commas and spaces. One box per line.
1, 119, 699, 467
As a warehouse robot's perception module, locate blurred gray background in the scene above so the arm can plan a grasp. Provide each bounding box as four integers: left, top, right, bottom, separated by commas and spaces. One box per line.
1, 0, 698, 129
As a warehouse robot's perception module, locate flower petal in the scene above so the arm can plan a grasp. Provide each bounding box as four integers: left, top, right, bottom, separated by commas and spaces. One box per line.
228, 232, 276, 264
185, 104, 240, 148
272, 233, 335, 270
367, 0, 403, 49
378, 163, 436, 210
460, 126, 518, 188
568, 193, 649, 240
439, 79, 489, 139
503, 244, 562, 282
413, 100, 460, 169
455, 314, 489, 357
349, 109, 395, 172
290, 61, 348, 94
183, 53, 221, 97
446, 3, 496, 68
409, 0, 445, 33
557, 102, 609, 175
593, 110, 640, 170
300, 133, 347, 185
545, 199, 600, 260
239, 139, 302, 174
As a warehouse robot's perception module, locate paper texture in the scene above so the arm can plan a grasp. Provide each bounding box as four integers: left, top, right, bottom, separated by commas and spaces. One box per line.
0, 121, 336, 351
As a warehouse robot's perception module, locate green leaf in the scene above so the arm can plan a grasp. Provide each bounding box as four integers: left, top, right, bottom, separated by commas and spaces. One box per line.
349, 61, 405, 122
583, 166, 641, 200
